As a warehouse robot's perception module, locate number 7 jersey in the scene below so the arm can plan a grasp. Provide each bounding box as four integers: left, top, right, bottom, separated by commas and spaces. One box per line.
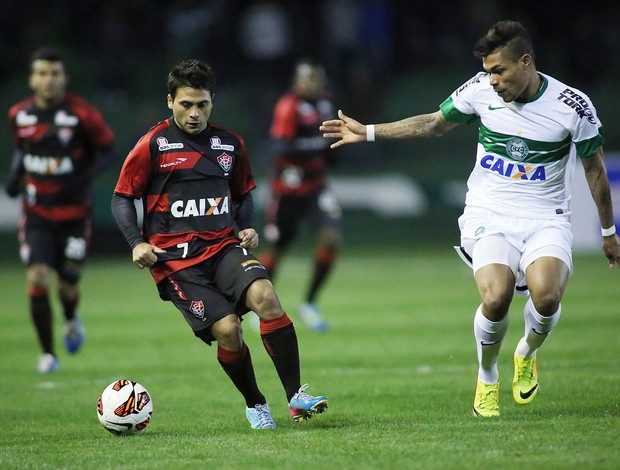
114, 118, 256, 283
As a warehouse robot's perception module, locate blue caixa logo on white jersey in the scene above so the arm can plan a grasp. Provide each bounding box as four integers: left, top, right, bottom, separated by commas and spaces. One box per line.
480, 137, 546, 180
480, 155, 546, 180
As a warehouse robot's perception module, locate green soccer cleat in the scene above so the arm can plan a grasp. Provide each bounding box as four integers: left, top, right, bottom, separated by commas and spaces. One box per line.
513, 353, 538, 405
473, 379, 500, 417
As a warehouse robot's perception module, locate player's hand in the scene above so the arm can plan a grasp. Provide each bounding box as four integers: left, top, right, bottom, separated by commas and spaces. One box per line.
238, 228, 259, 249
602, 234, 620, 269
320, 110, 368, 149
132, 242, 166, 269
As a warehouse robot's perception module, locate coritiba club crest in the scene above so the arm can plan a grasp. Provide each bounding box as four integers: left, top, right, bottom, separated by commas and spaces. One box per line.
505, 138, 529, 161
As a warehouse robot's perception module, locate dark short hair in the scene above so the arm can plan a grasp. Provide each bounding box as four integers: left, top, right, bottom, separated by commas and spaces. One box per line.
167, 59, 216, 99
30, 47, 66, 69
473, 20, 534, 62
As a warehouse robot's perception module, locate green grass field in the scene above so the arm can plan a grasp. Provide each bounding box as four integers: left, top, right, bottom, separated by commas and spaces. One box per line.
1, 248, 618, 469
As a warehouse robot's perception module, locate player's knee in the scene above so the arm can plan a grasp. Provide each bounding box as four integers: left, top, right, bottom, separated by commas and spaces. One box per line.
59, 260, 83, 284
317, 227, 342, 249
530, 291, 561, 316
58, 280, 79, 303
27, 264, 50, 289
246, 279, 283, 319
210, 315, 242, 347
481, 291, 512, 319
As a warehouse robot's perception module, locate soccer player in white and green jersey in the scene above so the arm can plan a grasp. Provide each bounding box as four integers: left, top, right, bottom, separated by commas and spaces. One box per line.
320, 20, 620, 417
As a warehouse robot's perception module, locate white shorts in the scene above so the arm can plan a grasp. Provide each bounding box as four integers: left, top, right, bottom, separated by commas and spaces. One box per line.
456, 207, 573, 291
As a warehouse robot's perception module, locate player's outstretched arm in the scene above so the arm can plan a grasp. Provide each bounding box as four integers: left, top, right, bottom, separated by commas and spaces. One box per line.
581, 147, 620, 268
321, 110, 458, 149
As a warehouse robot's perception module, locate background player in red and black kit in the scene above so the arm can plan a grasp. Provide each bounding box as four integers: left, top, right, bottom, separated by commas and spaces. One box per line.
5, 47, 116, 373
111, 59, 328, 429
260, 60, 342, 332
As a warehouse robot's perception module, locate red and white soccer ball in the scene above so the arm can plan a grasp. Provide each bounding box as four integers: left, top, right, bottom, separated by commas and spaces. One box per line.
97, 379, 153, 435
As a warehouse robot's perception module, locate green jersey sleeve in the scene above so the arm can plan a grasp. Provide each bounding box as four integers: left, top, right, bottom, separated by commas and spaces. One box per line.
575, 129, 604, 158
440, 97, 477, 124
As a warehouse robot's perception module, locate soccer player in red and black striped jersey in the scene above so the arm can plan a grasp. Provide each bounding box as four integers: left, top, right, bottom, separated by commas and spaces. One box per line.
260, 60, 342, 332
5, 47, 116, 373
111, 59, 328, 429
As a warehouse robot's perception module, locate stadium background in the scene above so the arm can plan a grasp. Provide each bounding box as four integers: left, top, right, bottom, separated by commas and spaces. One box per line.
1, 0, 618, 261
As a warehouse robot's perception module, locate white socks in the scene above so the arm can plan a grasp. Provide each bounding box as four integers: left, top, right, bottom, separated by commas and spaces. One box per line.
474, 305, 509, 385
474, 299, 561, 384
515, 298, 561, 359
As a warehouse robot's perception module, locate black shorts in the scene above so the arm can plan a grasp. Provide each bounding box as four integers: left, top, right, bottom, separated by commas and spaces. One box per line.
157, 244, 270, 338
264, 188, 342, 242
19, 214, 90, 282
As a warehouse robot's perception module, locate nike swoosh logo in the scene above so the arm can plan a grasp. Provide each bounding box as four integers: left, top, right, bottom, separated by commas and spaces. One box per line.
480, 340, 500, 346
519, 383, 538, 399
488, 105, 506, 110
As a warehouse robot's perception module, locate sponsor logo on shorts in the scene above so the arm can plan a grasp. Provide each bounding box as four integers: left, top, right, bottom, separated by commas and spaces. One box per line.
241, 259, 266, 272
480, 155, 546, 181
189, 300, 205, 319
241, 259, 262, 267
475, 226, 486, 236
241, 259, 263, 271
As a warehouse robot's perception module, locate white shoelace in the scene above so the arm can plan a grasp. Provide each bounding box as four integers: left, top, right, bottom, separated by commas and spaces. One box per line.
254, 404, 275, 427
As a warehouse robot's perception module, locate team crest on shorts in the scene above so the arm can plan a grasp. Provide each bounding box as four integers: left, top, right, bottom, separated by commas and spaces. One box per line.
217, 152, 233, 173
189, 300, 205, 319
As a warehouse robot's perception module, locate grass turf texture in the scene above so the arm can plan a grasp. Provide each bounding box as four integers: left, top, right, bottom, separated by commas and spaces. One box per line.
0, 248, 618, 469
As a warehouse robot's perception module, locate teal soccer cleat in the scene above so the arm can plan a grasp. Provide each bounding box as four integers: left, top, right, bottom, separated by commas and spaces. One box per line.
289, 384, 328, 422
246, 403, 276, 429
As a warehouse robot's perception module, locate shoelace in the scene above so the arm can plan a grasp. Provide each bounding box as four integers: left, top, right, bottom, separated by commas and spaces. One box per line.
295, 384, 312, 402
254, 404, 275, 427
477, 385, 498, 410
517, 358, 534, 383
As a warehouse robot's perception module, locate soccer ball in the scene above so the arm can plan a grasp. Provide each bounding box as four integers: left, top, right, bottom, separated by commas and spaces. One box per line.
97, 379, 153, 435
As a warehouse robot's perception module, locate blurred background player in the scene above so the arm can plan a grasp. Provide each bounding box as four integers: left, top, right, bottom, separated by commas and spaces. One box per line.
5, 47, 116, 373
259, 59, 342, 332
111, 59, 327, 429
